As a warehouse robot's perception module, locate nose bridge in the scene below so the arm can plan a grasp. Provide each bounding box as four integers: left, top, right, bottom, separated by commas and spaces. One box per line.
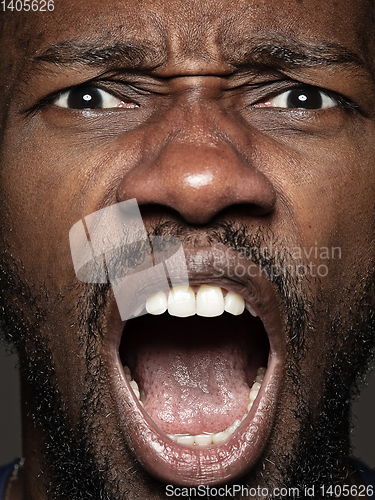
117, 94, 277, 225
158, 97, 246, 176
172, 93, 223, 145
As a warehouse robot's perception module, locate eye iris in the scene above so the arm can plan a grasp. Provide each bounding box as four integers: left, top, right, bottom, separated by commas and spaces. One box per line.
67, 86, 103, 109
286, 88, 323, 109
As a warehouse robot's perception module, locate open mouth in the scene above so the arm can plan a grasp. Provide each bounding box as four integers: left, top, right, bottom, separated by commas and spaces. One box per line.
105, 249, 285, 486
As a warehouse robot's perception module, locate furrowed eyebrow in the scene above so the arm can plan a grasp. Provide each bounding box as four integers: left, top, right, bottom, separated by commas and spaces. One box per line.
29, 37, 373, 83
31, 41, 167, 72
224, 37, 371, 78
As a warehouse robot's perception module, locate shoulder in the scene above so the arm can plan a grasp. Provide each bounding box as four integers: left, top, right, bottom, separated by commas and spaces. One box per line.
0, 460, 20, 500
349, 457, 375, 497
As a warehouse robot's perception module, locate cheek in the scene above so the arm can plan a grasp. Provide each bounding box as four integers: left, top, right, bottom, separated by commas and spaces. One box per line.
267, 121, 375, 281
0, 116, 144, 286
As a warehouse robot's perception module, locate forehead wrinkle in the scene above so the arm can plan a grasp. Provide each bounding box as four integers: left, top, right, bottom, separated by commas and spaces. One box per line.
169, 4, 223, 64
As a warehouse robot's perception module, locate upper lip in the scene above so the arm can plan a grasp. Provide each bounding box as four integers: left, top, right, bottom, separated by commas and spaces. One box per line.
104, 246, 286, 486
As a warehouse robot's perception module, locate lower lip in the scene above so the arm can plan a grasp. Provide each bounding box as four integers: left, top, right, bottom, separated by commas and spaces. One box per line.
105, 322, 284, 486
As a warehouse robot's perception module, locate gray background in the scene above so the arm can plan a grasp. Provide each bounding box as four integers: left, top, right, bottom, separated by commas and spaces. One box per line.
1, 343, 375, 467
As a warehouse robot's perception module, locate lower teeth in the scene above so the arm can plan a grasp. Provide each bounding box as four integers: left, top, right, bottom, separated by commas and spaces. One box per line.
123, 365, 266, 446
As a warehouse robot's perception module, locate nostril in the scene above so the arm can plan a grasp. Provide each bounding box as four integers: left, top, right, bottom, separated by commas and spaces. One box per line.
219, 202, 276, 219
116, 143, 277, 225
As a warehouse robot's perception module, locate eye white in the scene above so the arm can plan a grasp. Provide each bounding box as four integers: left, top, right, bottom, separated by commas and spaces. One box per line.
53, 87, 130, 109
267, 88, 338, 109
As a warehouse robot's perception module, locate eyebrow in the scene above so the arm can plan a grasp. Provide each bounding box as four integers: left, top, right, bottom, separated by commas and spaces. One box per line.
30, 37, 371, 81
224, 37, 371, 77
31, 41, 167, 72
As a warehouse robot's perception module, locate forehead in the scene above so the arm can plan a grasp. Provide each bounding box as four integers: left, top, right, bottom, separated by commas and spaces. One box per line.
5, 0, 375, 72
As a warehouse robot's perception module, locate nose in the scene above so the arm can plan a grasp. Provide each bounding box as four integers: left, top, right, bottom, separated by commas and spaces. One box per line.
116, 106, 276, 225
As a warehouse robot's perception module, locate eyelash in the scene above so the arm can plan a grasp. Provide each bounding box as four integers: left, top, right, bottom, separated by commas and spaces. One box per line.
248, 81, 359, 113
53, 85, 139, 110
26, 81, 358, 116
25, 83, 139, 116
254, 87, 337, 109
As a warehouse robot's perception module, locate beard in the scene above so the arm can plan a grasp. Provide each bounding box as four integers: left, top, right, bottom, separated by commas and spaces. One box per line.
1, 222, 374, 500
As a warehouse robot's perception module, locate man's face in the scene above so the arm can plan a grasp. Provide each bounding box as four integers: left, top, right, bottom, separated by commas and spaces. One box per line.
1, 0, 375, 498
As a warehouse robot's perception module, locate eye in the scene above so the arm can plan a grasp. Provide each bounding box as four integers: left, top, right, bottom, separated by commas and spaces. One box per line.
53, 85, 138, 110
255, 87, 338, 110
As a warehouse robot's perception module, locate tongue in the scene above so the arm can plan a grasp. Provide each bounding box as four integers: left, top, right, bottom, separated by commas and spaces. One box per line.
124, 314, 265, 435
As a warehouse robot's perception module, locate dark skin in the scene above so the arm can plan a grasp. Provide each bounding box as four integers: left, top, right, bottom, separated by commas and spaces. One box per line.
1, 0, 375, 498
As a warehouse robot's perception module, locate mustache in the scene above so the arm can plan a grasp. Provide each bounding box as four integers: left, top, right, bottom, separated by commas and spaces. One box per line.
75, 218, 277, 292
149, 219, 312, 294
76, 219, 315, 354
76, 218, 295, 302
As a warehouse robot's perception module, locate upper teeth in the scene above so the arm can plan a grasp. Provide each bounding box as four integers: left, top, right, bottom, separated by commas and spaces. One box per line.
144, 285, 257, 318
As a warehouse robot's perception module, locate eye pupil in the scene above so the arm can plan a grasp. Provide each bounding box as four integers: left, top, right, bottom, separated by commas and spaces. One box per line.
287, 88, 323, 109
67, 86, 103, 109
